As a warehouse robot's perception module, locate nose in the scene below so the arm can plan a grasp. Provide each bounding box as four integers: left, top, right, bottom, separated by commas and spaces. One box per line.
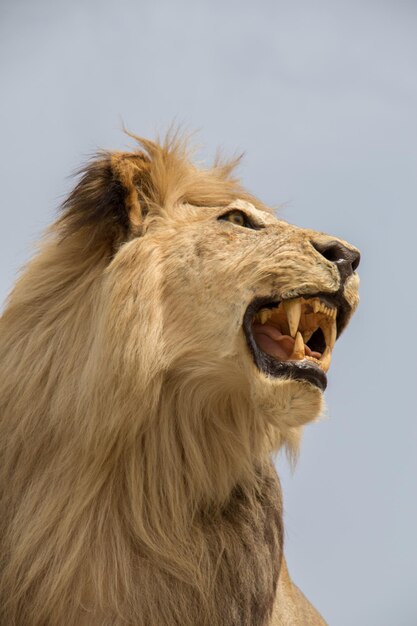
311, 239, 360, 279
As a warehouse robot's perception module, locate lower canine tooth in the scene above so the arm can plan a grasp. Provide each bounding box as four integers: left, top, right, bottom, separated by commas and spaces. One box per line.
290, 331, 305, 360
320, 347, 332, 372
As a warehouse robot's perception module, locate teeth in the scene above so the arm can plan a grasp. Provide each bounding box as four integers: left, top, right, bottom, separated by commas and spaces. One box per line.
290, 331, 305, 360
259, 309, 270, 324
321, 318, 337, 349
312, 299, 337, 320
320, 347, 332, 372
257, 308, 273, 324
284, 299, 302, 337
253, 297, 338, 371
329, 319, 337, 348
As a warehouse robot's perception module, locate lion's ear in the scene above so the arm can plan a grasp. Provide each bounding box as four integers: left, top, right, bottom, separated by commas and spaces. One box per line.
60, 151, 152, 244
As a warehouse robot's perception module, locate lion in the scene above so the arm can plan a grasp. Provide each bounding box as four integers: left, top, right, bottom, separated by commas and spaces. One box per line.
0, 133, 360, 626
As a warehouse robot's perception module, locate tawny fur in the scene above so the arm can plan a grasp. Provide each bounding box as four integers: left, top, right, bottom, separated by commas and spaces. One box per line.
0, 134, 359, 625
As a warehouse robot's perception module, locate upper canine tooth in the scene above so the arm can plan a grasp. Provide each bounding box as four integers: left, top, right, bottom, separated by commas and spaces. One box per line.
290, 331, 305, 360
284, 299, 302, 338
321, 318, 337, 349
313, 299, 320, 313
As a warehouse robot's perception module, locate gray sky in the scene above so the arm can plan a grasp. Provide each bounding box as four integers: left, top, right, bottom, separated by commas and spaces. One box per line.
1, 1, 416, 624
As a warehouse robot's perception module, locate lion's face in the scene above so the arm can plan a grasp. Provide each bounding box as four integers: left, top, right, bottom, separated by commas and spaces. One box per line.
140, 198, 359, 428
52, 140, 359, 445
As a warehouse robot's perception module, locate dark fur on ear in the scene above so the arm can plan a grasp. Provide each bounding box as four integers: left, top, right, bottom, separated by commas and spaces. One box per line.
58, 134, 265, 252
59, 152, 151, 246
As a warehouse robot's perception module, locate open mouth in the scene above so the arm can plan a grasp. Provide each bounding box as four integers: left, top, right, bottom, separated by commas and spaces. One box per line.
243, 294, 350, 391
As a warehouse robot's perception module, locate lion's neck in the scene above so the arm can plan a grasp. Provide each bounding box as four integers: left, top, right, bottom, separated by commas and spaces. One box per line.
78, 461, 284, 626
0, 234, 284, 626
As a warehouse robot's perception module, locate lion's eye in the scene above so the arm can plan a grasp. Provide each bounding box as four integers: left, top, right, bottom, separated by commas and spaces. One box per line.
218, 210, 255, 229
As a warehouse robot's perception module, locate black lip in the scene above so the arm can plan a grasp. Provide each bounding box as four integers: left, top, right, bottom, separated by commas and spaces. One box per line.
243, 292, 352, 392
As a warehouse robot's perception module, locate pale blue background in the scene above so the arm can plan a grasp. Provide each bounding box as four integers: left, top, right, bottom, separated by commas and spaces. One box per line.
1, 1, 416, 624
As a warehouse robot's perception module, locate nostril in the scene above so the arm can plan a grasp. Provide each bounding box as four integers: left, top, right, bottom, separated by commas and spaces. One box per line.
351, 252, 360, 272
319, 243, 344, 264
312, 240, 360, 276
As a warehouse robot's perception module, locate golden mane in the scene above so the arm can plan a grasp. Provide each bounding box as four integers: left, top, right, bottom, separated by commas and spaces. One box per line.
0, 136, 282, 625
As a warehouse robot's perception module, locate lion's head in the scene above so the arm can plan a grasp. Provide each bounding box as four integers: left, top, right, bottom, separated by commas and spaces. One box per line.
77, 136, 359, 458
0, 134, 359, 624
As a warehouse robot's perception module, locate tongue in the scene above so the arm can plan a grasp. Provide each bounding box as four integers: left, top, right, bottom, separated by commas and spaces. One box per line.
252, 322, 321, 361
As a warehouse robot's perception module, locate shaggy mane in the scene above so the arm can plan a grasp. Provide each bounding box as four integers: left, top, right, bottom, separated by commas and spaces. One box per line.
0, 135, 281, 626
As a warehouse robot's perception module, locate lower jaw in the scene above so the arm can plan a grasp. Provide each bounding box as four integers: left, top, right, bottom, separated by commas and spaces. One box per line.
249, 349, 328, 391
